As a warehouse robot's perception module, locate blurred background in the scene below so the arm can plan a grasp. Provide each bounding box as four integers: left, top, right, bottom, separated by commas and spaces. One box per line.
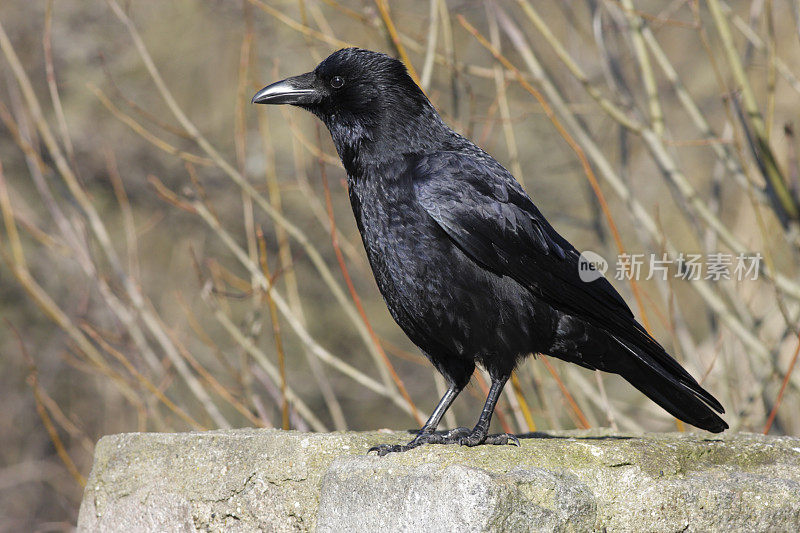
2, 0, 800, 529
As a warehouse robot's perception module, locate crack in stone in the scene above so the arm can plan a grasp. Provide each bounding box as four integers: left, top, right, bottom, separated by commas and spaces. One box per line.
208, 471, 258, 504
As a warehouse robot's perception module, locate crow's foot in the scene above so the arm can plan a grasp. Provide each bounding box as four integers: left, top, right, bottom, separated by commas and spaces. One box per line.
449, 427, 520, 447
436, 426, 520, 447
368, 427, 519, 456
368, 430, 448, 456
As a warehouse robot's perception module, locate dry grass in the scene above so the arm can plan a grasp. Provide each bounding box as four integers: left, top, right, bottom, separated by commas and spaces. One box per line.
1, 0, 799, 529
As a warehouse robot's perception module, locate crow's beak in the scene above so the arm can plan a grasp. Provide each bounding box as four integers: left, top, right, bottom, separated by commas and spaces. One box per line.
251, 72, 321, 105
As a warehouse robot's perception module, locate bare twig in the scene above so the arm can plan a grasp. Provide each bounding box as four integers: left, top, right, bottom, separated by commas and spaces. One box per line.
257, 228, 290, 430
763, 331, 800, 434
9, 322, 86, 487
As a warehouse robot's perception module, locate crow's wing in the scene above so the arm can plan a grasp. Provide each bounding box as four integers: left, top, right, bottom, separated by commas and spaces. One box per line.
413, 150, 725, 420
413, 150, 641, 338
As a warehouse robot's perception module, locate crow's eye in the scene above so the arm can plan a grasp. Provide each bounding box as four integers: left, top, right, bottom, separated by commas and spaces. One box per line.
330, 76, 345, 89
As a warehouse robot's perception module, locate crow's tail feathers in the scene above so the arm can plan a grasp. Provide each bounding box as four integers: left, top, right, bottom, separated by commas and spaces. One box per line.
610, 334, 728, 433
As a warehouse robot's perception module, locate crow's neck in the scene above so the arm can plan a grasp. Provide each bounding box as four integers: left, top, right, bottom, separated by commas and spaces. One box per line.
324, 106, 452, 178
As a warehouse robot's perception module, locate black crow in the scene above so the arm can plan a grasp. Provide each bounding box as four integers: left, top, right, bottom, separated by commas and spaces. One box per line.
252, 48, 727, 455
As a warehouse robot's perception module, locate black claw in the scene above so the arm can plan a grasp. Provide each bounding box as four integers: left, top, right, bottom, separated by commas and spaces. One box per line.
368, 443, 410, 456
483, 432, 520, 446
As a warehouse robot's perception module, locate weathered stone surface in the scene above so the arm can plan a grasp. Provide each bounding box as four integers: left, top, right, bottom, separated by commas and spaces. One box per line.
77, 429, 800, 532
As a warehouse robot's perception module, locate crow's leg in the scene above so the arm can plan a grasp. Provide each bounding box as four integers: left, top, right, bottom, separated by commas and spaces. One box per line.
368, 384, 463, 456
455, 375, 519, 447
369, 375, 519, 455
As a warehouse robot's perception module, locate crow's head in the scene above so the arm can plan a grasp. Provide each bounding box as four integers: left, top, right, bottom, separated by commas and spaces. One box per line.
252, 48, 427, 121
253, 48, 447, 168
